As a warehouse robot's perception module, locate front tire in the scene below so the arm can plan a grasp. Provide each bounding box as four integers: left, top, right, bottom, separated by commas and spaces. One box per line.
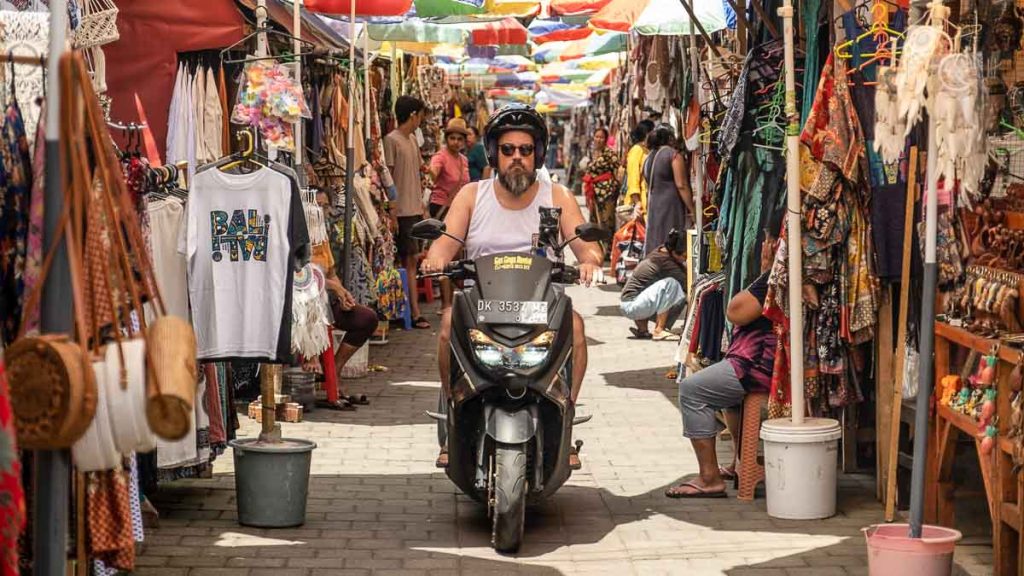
491, 442, 528, 553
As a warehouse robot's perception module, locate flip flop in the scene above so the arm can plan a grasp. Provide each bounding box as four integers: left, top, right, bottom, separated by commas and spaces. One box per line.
652, 332, 681, 341
718, 467, 738, 481
346, 394, 370, 406
317, 399, 356, 411
629, 327, 653, 340
664, 481, 728, 499
413, 316, 431, 329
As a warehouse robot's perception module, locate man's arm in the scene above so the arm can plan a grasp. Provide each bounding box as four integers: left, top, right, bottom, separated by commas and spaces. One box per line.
422, 182, 477, 272
553, 184, 603, 286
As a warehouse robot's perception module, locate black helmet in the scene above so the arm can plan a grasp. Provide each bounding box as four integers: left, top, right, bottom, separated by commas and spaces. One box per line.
483, 103, 548, 169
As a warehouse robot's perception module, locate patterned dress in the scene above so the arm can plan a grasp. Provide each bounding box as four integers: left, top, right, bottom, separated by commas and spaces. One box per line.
584, 147, 620, 251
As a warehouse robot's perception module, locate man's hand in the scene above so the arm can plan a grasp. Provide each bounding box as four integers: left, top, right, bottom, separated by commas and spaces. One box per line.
301, 358, 322, 373
578, 262, 603, 287
341, 290, 357, 311
760, 237, 779, 273
420, 256, 447, 276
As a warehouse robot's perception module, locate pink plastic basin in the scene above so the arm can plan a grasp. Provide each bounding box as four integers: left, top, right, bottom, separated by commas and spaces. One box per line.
863, 524, 962, 576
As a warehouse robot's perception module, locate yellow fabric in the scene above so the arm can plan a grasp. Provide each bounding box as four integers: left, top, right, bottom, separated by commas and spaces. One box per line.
625, 144, 648, 212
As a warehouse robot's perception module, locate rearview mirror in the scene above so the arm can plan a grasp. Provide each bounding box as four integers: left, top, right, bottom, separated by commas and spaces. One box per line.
411, 219, 446, 241
574, 222, 610, 243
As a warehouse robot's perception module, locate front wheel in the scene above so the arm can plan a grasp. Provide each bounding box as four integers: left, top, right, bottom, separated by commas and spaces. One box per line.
491, 442, 528, 553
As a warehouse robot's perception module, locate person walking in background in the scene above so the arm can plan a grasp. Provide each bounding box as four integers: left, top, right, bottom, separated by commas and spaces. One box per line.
466, 125, 490, 182
428, 118, 471, 220
383, 95, 431, 330
624, 120, 655, 216
582, 126, 620, 251
427, 118, 471, 310
642, 123, 694, 256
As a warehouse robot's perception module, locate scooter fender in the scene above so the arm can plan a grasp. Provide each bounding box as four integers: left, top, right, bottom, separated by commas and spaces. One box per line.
484, 403, 539, 444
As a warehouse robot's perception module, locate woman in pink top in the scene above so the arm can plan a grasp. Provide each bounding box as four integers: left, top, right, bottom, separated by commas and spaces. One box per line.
428, 118, 471, 220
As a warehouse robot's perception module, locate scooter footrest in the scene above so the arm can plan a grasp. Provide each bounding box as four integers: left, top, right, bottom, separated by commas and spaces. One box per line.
572, 414, 593, 426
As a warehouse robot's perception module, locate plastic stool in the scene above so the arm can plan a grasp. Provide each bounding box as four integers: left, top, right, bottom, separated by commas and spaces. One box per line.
737, 392, 768, 501
397, 268, 413, 330
415, 255, 435, 304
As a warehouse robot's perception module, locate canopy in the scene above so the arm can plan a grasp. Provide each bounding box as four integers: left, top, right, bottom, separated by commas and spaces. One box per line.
590, 0, 728, 35
304, 0, 414, 16
549, 0, 612, 15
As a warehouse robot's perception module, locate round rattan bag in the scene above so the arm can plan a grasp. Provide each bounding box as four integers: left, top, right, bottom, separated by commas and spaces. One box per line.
6, 335, 98, 449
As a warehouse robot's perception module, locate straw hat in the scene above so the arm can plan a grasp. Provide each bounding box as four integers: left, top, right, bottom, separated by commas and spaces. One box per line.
444, 117, 469, 137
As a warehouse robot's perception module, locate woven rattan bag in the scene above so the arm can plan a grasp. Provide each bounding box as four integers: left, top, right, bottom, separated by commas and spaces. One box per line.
7, 54, 99, 447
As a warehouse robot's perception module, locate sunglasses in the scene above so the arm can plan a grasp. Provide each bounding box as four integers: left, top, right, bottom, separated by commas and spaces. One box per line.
498, 143, 535, 157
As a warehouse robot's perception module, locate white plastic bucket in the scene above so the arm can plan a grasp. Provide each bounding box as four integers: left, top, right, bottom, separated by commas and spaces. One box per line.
760, 417, 842, 520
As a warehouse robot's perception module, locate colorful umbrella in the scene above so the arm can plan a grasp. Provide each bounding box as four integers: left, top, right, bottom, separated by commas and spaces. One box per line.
367, 19, 468, 43
413, 0, 485, 16
549, 0, 612, 16
590, 0, 728, 35
559, 31, 627, 60
466, 17, 529, 45
305, 0, 414, 16
528, 18, 592, 43
484, 0, 542, 17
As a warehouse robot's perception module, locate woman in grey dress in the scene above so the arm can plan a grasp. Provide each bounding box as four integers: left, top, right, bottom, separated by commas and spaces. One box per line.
642, 123, 694, 256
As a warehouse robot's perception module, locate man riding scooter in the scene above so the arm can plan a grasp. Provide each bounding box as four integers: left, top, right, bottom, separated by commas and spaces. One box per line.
421, 103, 603, 455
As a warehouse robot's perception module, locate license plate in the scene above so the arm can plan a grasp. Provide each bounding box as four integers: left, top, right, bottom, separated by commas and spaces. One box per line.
477, 300, 549, 325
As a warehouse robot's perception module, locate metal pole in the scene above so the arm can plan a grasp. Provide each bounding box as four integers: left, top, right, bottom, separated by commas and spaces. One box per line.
34, 1, 69, 573
779, 0, 804, 424
364, 27, 373, 163
293, 0, 303, 172
909, 1, 948, 539
687, 1, 704, 275
343, 0, 356, 287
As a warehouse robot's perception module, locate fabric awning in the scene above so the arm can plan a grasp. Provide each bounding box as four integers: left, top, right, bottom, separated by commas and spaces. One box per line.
303, 0, 413, 16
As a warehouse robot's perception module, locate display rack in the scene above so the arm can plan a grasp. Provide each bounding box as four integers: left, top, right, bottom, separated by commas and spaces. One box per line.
927, 321, 1023, 575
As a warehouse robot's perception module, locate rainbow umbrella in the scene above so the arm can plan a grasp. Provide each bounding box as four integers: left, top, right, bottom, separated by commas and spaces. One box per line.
465, 17, 530, 45
533, 40, 572, 63
305, 0, 413, 16
590, 0, 727, 35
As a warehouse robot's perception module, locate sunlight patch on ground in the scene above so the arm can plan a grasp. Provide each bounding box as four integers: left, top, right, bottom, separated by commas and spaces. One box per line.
213, 531, 305, 547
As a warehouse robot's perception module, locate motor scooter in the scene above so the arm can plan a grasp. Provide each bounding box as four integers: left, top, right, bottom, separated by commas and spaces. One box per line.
413, 208, 606, 552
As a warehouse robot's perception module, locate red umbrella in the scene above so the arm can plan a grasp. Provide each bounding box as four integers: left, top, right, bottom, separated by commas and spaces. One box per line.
469, 17, 529, 45
549, 0, 612, 16
304, 0, 413, 16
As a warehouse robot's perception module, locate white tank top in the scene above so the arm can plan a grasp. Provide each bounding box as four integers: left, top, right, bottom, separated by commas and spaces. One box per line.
465, 176, 554, 261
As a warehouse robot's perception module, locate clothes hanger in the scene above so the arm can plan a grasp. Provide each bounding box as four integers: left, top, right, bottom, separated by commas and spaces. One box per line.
835, 0, 905, 59
220, 23, 317, 65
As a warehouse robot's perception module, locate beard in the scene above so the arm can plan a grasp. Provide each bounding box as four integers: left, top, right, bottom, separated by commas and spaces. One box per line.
497, 163, 537, 197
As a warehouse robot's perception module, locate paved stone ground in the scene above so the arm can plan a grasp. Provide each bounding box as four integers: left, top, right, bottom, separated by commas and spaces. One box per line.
137, 282, 994, 576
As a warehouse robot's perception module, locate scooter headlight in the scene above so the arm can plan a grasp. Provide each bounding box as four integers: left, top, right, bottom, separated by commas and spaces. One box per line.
469, 330, 555, 370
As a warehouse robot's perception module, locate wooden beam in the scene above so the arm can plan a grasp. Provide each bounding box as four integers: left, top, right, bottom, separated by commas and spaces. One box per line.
885, 146, 918, 522
749, 0, 780, 40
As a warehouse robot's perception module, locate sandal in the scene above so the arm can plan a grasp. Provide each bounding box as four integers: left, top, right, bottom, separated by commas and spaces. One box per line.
436, 448, 449, 469
718, 466, 737, 481
629, 327, 653, 340
346, 394, 370, 406
652, 331, 681, 341
664, 481, 728, 499
316, 398, 357, 411
413, 316, 431, 329
569, 446, 582, 470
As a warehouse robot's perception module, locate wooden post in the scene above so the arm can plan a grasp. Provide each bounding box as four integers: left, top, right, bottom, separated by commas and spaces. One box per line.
876, 290, 894, 499
885, 146, 918, 521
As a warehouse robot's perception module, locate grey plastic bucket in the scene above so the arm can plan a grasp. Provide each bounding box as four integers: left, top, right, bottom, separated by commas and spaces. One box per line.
230, 438, 317, 527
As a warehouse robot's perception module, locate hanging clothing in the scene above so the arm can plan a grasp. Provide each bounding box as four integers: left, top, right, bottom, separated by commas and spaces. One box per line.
0, 360, 24, 576
20, 102, 43, 334
0, 99, 32, 344
182, 167, 310, 361
642, 146, 687, 256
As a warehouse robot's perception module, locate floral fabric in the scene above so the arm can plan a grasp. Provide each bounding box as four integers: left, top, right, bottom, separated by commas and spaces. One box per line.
0, 361, 25, 576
